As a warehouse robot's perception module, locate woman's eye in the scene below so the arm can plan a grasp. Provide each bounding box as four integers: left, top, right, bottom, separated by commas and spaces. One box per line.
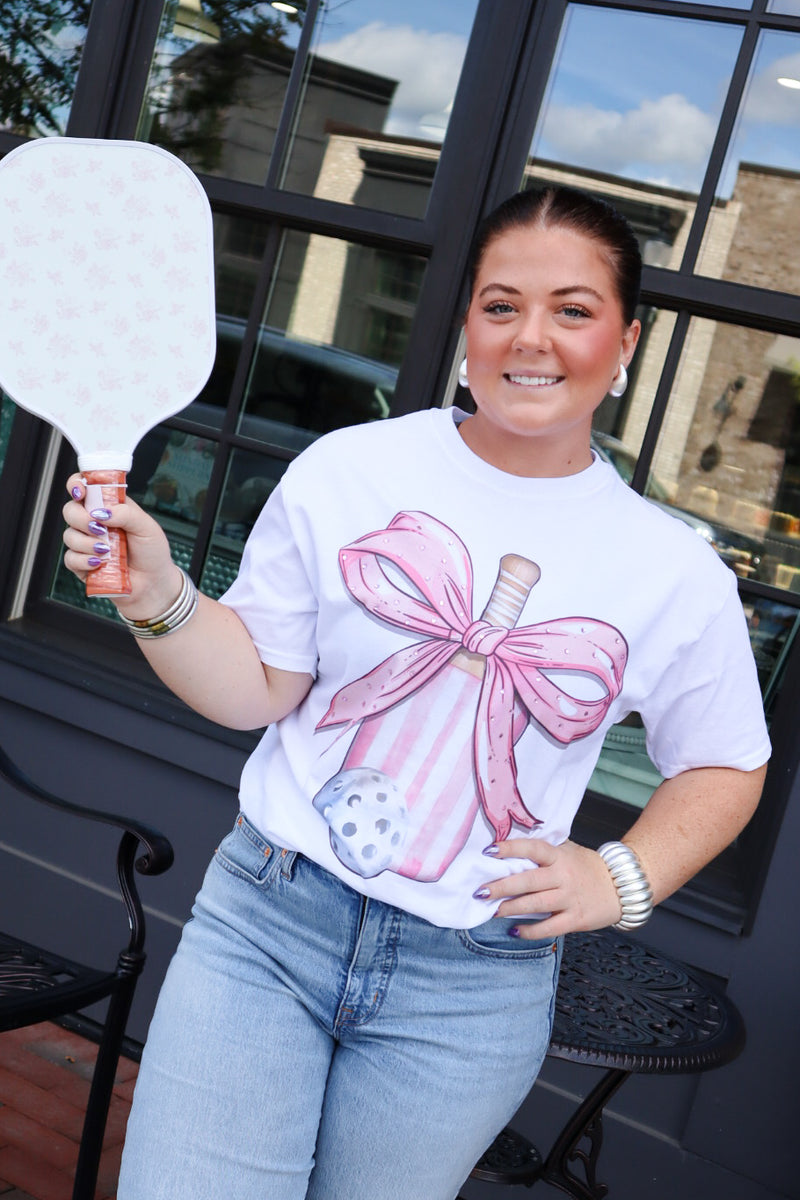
484, 301, 515, 315
560, 304, 591, 319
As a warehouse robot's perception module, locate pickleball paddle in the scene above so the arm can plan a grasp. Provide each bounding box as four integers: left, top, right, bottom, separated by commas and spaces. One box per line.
0, 136, 216, 596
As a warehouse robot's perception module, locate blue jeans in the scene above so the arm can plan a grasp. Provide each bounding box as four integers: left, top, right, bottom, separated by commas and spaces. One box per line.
118, 813, 561, 1200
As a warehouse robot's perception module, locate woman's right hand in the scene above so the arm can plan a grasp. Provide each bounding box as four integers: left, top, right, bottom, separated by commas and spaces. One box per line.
63, 474, 313, 728
62, 472, 182, 620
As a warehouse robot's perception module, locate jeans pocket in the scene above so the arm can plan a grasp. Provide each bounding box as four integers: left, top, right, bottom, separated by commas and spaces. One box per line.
457, 918, 560, 960
213, 813, 281, 888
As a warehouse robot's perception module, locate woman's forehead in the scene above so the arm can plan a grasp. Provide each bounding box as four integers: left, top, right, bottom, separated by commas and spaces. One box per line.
475, 224, 617, 292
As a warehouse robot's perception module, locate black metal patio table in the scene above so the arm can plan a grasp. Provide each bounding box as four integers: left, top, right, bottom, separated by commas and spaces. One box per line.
462, 927, 745, 1200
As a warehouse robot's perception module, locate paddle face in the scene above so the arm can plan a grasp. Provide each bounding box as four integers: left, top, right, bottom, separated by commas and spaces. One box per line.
0, 137, 216, 472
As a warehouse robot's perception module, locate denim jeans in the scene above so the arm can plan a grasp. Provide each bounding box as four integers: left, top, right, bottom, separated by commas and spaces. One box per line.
118, 813, 561, 1200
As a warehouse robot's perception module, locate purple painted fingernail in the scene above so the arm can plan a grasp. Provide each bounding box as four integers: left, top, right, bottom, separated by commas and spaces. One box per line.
87, 556, 105, 567
482, 844, 500, 856
90, 508, 111, 521
88, 520, 106, 536
508, 926, 521, 939
93, 542, 110, 555
71, 486, 83, 500
473, 887, 492, 900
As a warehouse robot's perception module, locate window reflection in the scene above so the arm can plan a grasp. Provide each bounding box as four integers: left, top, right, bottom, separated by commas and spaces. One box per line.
0, 3, 90, 137
278, 0, 479, 216
697, 30, 800, 287
647, 317, 800, 588
528, 6, 741, 255
745, 594, 800, 707
591, 597, 798, 811
239, 229, 425, 450
588, 713, 661, 812
186, 212, 270, 429
201, 449, 286, 597
131, 428, 217, 527
138, 0, 306, 184
0, 393, 15, 474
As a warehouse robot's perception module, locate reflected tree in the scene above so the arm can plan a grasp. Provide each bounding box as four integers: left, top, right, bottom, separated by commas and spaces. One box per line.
145, 1, 304, 173
0, 1, 91, 136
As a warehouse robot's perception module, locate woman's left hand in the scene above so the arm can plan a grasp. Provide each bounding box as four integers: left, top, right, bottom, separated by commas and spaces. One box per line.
477, 838, 622, 939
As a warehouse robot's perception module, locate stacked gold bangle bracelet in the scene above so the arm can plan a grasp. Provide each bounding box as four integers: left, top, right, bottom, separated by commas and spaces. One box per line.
597, 841, 654, 931
117, 567, 199, 639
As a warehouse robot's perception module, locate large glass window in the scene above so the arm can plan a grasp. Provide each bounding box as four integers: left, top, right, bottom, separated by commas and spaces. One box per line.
696, 29, 800, 286
529, 5, 742, 262
138, 0, 308, 184
0, 1, 91, 137
278, 0, 479, 216
648, 317, 800, 590
239, 231, 423, 446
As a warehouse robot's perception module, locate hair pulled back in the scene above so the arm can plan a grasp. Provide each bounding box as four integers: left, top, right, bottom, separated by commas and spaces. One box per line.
467, 186, 642, 326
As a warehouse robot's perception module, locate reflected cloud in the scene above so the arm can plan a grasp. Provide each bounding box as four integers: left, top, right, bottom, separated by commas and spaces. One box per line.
318, 21, 468, 140
743, 51, 800, 122
541, 93, 716, 189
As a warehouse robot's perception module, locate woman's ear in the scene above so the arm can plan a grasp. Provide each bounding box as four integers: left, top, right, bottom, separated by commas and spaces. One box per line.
621, 317, 641, 366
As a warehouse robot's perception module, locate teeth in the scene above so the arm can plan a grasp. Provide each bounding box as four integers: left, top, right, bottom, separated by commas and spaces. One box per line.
506, 374, 560, 386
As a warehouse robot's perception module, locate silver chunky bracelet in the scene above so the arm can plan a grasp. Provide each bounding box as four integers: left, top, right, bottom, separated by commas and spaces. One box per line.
117, 567, 198, 639
596, 841, 654, 931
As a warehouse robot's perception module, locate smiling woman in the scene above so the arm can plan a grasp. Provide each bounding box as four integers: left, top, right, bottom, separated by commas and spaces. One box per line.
59, 182, 769, 1199
459, 188, 640, 476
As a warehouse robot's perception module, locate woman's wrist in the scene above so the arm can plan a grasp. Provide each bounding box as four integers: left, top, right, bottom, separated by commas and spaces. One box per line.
113, 564, 196, 635
596, 841, 654, 930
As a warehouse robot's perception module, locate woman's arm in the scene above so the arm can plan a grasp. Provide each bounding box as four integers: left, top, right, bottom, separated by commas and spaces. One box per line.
475, 762, 767, 938
63, 475, 313, 729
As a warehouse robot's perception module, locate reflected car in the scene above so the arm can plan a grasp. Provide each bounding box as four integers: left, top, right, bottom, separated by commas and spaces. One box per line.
199, 316, 398, 442
591, 431, 763, 580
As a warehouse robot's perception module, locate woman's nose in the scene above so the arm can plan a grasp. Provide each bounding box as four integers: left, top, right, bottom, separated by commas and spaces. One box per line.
512, 311, 551, 352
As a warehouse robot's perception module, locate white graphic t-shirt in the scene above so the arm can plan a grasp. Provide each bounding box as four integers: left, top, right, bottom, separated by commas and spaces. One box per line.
219, 407, 771, 928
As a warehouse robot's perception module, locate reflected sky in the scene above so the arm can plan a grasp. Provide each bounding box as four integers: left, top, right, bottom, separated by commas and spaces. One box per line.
311, 0, 478, 140
533, 6, 800, 197
719, 29, 800, 193
534, 8, 741, 192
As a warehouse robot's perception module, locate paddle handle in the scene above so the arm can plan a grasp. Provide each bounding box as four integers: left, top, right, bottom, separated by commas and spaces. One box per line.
83, 469, 132, 597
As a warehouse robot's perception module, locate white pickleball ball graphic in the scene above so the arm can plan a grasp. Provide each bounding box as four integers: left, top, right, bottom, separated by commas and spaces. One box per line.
312, 768, 409, 878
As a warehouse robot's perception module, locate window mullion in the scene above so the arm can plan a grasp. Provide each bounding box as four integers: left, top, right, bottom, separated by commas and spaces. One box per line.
67, 0, 163, 140
263, 0, 324, 191
678, 11, 762, 273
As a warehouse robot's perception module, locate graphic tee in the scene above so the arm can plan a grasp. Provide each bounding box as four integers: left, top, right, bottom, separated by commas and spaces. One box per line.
220, 407, 771, 928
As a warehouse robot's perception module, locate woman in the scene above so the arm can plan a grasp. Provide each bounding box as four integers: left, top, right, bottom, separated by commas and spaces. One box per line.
63, 186, 770, 1200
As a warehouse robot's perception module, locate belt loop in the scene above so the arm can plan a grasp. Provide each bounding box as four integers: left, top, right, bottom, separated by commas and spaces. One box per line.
280, 848, 299, 880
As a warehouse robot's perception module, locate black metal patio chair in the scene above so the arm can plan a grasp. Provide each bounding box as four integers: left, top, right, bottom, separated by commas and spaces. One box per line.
0, 742, 174, 1200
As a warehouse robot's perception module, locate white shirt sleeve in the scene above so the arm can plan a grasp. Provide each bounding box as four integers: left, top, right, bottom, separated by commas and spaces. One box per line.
639, 573, 771, 777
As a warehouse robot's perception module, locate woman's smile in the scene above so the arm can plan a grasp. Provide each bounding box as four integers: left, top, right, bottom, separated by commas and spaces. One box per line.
504, 373, 564, 388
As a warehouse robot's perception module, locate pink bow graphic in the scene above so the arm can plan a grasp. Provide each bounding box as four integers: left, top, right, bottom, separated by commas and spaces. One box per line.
318, 512, 627, 840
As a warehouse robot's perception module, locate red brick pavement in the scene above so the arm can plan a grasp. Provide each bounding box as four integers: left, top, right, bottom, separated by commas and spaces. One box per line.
0, 1022, 138, 1200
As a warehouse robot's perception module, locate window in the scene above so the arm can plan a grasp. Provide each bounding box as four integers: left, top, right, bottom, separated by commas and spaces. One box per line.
0, 2, 92, 139
278, 0, 480, 215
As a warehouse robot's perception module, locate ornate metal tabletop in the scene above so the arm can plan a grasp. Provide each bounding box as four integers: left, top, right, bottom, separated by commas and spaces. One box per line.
465, 928, 745, 1200
550, 928, 744, 1073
